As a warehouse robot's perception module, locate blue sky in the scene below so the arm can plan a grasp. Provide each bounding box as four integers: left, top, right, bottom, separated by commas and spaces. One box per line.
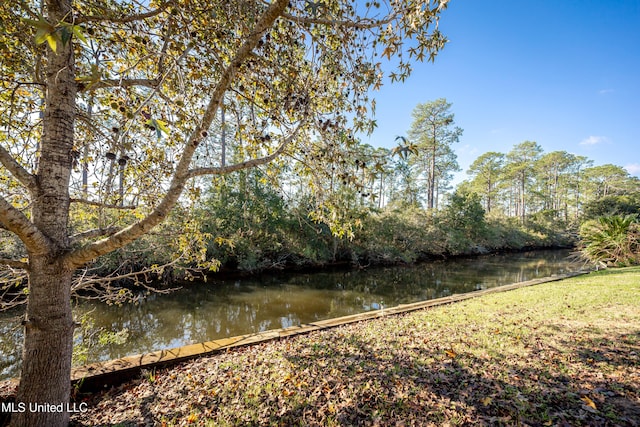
363, 0, 640, 184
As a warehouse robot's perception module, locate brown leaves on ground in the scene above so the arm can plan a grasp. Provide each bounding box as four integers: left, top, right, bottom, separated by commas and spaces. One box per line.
67, 275, 639, 426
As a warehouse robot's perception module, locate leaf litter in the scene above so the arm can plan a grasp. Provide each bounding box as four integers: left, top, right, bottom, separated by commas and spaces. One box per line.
64, 270, 640, 426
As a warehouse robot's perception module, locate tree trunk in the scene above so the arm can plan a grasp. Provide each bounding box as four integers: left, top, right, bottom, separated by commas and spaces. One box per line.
10, 260, 75, 427
520, 170, 526, 224
428, 144, 436, 210
10, 0, 77, 425
486, 177, 492, 213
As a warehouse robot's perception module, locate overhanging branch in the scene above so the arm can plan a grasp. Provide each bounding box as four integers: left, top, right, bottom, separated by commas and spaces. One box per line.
281, 12, 391, 30
187, 118, 305, 178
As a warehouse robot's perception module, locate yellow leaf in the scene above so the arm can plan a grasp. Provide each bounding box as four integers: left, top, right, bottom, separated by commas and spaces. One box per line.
445, 348, 457, 359
44, 33, 58, 52
581, 395, 597, 410
481, 396, 492, 406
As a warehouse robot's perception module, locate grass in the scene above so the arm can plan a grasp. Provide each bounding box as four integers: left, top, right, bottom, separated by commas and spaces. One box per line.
70, 267, 640, 426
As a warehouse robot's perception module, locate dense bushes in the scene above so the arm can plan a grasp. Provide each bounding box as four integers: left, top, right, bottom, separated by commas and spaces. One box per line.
76, 192, 582, 280
193, 189, 578, 273
54, 188, 637, 290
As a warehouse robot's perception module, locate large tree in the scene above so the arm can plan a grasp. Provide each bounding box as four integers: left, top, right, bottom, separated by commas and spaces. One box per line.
583, 164, 636, 199
505, 140, 542, 223
407, 98, 462, 210
466, 151, 504, 213
0, 0, 450, 425
534, 151, 587, 220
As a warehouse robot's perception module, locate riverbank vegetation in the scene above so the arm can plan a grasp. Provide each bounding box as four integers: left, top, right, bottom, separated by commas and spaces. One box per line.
67, 137, 640, 280
66, 267, 640, 426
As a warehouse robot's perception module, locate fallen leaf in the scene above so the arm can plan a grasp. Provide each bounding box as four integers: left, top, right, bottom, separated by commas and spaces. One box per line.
581, 395, 597, 410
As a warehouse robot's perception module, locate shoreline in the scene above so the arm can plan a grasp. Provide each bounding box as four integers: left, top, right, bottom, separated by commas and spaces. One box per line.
1, 269, 588, 400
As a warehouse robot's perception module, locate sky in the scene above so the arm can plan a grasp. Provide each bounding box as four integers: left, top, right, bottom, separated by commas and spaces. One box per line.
363, 0, 640, 185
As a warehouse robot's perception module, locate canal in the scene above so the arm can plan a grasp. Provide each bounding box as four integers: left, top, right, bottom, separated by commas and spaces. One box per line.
0, 249, 584, 380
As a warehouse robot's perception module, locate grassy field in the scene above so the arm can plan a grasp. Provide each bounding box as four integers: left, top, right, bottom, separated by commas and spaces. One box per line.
70, 267, 640, 426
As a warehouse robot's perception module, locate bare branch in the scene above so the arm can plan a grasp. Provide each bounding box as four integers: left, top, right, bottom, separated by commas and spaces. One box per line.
187, 119, 305, 178
0, 145, 37, 192
0, 195, 51, 256
64, 0, 291, 269
72, 262, 181, 293
0, 284, 28, 311
0, 263, 28, 311
70, 252, 189, 305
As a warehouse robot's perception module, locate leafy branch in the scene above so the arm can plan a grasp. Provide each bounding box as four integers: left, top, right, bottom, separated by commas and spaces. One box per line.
22, 15, 87, 53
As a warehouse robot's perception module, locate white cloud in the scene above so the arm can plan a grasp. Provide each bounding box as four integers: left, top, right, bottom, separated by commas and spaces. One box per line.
579, 135, 610, 146
598, 89, 614, 95
458, 144, 478, 156
625, 163, 640, 176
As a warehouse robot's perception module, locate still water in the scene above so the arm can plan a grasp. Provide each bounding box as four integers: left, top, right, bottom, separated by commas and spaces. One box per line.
0, 249, 583, 380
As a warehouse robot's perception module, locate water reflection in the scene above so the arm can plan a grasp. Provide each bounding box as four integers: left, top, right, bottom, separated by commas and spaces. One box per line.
0, 249, 582, 379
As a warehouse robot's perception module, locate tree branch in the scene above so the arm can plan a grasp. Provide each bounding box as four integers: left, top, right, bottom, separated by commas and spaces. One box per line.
86, 78, 158, 91
187, 119, 305, 178
0, 258, 29, 270
70, 198, 137, 210
13, 0, 39, 19
69, 226, 120, 243
64, 0, 291, 269
282, 11, 391, 30
76, 0, 176, 24
0, 195, 51, 256
0, 145, 37, 192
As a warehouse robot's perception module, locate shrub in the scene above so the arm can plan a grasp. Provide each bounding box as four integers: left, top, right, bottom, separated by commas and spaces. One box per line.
579, 214, 640, 266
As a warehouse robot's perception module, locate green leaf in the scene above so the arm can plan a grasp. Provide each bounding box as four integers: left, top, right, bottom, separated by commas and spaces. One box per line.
34, 29, 49, 45
154, 119, 170, 136
70, 25, 88, 44
76, 64, 102, 90
146, 119, 170, 139
60, 26, 72, 47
